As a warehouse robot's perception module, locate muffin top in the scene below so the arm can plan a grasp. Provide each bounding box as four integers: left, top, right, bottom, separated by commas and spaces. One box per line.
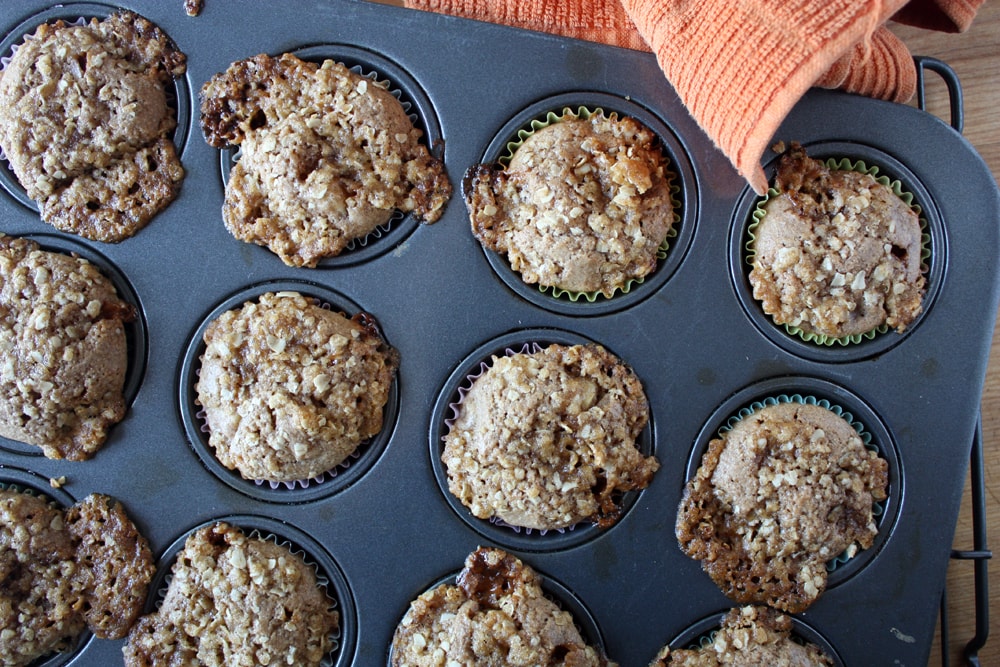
443, 343, 659, 530
649, 606, 834, 667
749, 144, 924, 338
1, 489, 154, 667
196, 291, 398, 482
675, 401, 888, 613
200, 52, 452, 267
123, 522, 339, 667
391, 546, 617, 667
0, 236, 134, 460
0, 11, 186, 242
465, 112, 674, 296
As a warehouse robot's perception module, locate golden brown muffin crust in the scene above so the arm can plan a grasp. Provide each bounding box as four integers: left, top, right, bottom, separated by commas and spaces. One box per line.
466, 113, 674, 296
1, 489, 153, 667
443, 343, 659, 530
0, 236, 134, 460
391, 547, 617, 667
749, 144, 924, 337
122, 522, 339, 667
675, 402, 888, 613
0, 11, 186, 241
196, 291, 398, 482
200, 53, 451, 267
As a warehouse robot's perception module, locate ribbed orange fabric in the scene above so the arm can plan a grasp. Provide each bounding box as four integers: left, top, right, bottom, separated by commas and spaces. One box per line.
403, 0, 984, 192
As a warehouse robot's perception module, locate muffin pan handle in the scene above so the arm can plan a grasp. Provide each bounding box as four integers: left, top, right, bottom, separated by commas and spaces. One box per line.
914, 55, 964, 133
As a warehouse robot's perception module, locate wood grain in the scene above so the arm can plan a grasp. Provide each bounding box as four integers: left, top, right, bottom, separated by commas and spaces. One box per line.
368, 2, 999, 663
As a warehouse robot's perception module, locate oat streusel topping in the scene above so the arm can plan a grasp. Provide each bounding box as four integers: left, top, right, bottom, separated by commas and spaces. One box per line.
749, 144, 924, 337
196, 291, 397, 482
0, 236, 134, 460
200, 53, 451, 267
0, 11, 186, 242
443, 343, 659, 530
391, 547, 617, 667
649, 605, 834, 666
465, 113, 674, 296
1, 490, 154, 667
123, 522, 338, 667
675, 402, 888, 613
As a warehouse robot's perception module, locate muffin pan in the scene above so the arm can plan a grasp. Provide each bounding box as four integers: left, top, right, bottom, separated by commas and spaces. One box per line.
1, 1, 998, 665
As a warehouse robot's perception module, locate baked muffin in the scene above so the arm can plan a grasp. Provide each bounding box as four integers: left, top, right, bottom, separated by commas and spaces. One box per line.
443, 343, 659, 530
200, 52, 451, 267
675, 401, 888, 613
195, 291, 398, 483
465, 111, 674, 297
0, 488, 154, 667
0, 11, 186, 242
123, 522, 339, 667
749, 143, 924, 338
649, 606, 834, 666
0, 236, 134, 460
391, 546, 617, 666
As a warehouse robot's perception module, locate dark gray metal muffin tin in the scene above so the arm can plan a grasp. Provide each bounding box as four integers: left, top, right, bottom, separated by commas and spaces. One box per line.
1, 1, 998, 665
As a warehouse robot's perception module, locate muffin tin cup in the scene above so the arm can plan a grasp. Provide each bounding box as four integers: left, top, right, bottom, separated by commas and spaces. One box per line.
470, 91, 698, 316
178, 280, 399, 504
0, 2, 192, 214
142, 514, 357, 667
729, 140, 947, 363
215, 44, 443, 268
386, 562, 608, 666
429, 327, 656, 553
0, 233, 148, 459
0, 2, 996, 665
0, 465, 93, 667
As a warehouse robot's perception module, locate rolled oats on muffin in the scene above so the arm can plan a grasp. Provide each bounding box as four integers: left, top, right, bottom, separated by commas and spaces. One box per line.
0, 11, 186, 242
0, 236, 134, 460
123, 522, 339, 667
200, 52, 451, 267
195, 291, 398, 483
1, 489, 154, 667
465, 111, 674, 297
749, 143, 924, 339
675, 401, 888, 613
443, 343, 659, 531
649, 605, 834, 666
391, 546, 617, 667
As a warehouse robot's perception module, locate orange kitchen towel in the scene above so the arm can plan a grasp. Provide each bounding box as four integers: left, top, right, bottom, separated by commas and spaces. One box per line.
403, 0, 983, 194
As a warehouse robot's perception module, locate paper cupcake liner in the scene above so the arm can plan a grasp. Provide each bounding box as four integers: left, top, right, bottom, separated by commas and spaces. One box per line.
194, 294, 383, 490
151, 524, 341, 665
497, 106, 681, 303
745, 157, 930, 346
717, 394, 886, 573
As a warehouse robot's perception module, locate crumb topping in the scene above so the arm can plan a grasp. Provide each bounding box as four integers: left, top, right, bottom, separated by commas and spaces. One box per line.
749, 144, 924, 337
0, 11, 186, 241
0, 236, 133, 460
200, 53, 451, 267
391, 546, 617, 667
649, 605, 834, 666
123, 522, 338, 667
1, 490, 153, 667
465, 113, 674, 296
443, 343, 658, 530
196, 291, 397, 482
675, 402, 888, 613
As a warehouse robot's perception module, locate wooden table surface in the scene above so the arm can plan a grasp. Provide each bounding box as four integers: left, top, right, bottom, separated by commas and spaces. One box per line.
371, 2, 999, 664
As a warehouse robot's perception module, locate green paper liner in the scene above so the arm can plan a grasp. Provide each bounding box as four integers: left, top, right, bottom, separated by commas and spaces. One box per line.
716, 394, 886, 573
745, 157, 931, 346
498, 106, 681, 302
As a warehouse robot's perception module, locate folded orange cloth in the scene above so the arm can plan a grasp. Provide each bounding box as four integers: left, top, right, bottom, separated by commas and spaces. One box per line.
404, 0, 983, 194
